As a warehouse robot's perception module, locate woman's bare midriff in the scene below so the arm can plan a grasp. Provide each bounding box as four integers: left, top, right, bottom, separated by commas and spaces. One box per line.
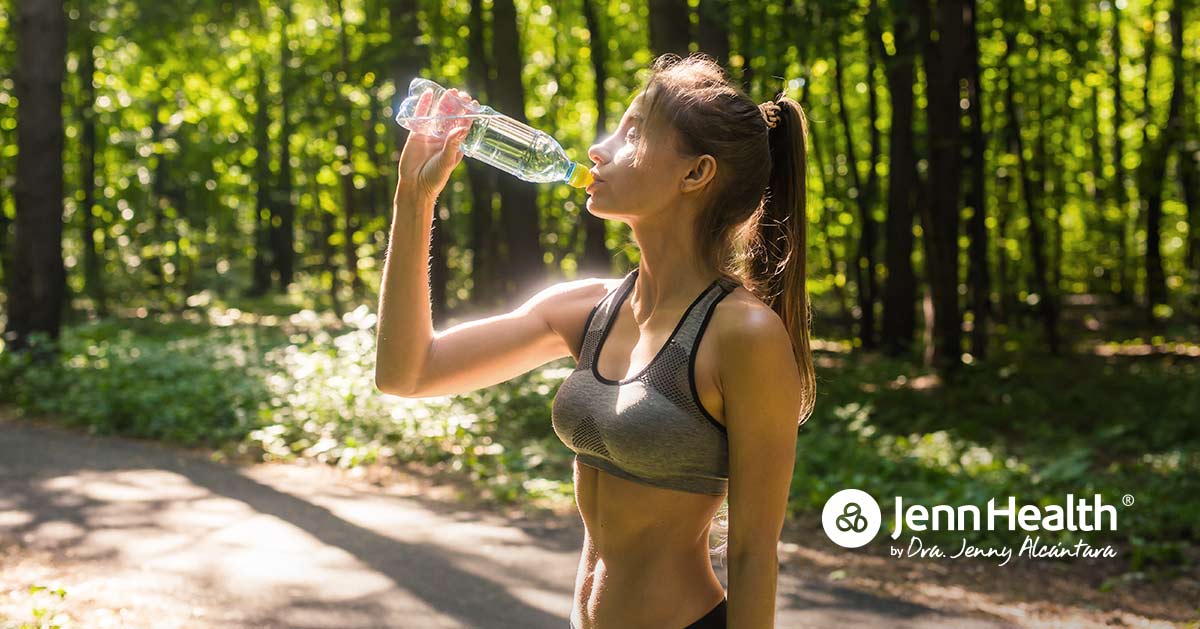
570, 460, 727, 629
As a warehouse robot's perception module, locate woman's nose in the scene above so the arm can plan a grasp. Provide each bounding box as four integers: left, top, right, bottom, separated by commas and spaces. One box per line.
587, 138, 608, 166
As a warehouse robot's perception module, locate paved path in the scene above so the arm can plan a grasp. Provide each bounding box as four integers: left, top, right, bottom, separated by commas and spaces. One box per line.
0, 416, 1015, 628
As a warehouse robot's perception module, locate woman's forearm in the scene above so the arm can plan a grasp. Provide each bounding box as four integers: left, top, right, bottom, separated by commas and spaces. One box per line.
727, 550, 779, 628
375, 191, 437, 394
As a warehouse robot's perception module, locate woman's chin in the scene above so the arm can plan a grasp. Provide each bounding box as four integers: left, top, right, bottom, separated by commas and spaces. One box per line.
585, 196, 615, 217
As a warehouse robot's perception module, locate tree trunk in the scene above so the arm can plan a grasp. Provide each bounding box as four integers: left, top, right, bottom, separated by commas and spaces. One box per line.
736, 2, 755, 92
1109, 0, 1132, 304
422, 0, 453, 319
6, 0, 67, 354
462, 0, 502, 308
696, 0, 731, 71
1052, 147, 1065, 293
963, 0, 989, 359
1138, 0, 1184, 316
871, 0, 919, 355
315, 177, 343, 317
918, 0, 965, 370
579, 0, 613, 278
249, 64, 274, 296
75, 1, 106, 315
389, 0, 428, 232
389, 0, 426, 148
272, 0, 296, 291
1089, 84, 1109, 294
147, 110, 168, 299
430, 195, 451, 320
0, 183, 9, 290
807, 111, 854, 335
648, 0, 690, 58
491, 0, 547, 297
833, 28, 878, 349
995, 135, 1014, 324
334, 0, 362, 295
365, 98, 390, 227
1175, 31, 1197, 287
1181, 133, 1199, 283
1004, 26, 1059, 354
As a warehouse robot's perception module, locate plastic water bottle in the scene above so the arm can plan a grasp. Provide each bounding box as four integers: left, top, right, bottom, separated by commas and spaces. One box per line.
394, 78, 593, 189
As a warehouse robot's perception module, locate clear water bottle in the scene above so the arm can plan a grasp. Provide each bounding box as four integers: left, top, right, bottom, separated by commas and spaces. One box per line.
394, 78, 594, 189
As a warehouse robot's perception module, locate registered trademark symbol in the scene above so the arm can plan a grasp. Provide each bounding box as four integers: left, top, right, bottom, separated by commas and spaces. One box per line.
1122, 494, 1134, 507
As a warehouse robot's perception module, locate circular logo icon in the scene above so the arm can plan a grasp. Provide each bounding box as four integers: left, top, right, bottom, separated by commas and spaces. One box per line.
822, 489, 881, 548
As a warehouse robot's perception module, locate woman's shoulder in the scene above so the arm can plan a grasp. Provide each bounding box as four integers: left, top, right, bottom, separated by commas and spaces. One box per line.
527, 275, 621, 308
713, 283, 777, 321
710, 286, 792, 357
526, 276, 625, 347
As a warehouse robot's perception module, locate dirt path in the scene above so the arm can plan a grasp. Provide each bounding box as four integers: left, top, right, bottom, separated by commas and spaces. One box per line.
0, 413, 1192, 628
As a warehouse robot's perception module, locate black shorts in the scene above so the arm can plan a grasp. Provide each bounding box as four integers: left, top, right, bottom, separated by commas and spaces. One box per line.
569, 598, 727, 629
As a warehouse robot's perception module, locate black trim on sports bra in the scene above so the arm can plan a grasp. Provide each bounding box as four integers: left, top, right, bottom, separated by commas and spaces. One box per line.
689, 288, 734, 434
591, 269, 723, 386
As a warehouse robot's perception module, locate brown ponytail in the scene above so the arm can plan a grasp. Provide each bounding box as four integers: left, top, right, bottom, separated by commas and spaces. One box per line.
746, 96, 816, 425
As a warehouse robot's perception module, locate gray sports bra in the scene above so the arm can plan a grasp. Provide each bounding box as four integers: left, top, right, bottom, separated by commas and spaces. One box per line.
551, 267, 740, 496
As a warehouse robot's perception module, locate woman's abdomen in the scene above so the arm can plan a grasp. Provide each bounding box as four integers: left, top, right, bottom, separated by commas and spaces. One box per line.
570, 460, 726, 628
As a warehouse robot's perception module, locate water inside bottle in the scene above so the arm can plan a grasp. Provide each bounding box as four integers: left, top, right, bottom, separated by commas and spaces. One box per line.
465, 115, 562, 180
402, 111, 573, 182
395, 80, 592, 187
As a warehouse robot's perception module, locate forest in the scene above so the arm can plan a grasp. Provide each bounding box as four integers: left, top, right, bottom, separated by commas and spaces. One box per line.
1, 0, 1198, 622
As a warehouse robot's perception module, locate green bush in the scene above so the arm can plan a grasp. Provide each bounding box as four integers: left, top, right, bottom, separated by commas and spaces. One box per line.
242, 306, 576, 505
0, 323, 272, 447
790, 348, 1200, 563
2, 312, 1196, 568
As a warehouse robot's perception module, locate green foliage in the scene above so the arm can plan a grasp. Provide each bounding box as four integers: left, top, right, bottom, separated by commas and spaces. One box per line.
239, 305, 577, 505
0, 308, 578, 507
3, 312, 1196, 570
0, 323, 274, 447
1, 0, 1194, 318
790, 344, 1200, 567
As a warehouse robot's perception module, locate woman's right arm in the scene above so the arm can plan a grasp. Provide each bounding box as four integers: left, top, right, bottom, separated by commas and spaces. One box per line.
376, 190, 606, 398
375, 86, 608, 398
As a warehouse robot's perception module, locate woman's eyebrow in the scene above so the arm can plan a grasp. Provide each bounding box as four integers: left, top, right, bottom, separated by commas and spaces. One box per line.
616, 114, 642, 134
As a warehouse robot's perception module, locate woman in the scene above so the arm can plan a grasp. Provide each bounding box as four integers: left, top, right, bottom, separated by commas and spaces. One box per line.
376, 53, 815, 629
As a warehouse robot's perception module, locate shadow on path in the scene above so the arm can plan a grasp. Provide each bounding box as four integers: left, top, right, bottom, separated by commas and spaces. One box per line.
0, 415, 572, 628
1, 412, 1021, 628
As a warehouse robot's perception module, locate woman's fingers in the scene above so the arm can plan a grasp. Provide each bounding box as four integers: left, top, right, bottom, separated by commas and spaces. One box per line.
411, 87, 477, 141
416, 88, 433, 117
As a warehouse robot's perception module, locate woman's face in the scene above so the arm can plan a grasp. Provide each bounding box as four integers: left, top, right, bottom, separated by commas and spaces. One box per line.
585, 93, 697, 221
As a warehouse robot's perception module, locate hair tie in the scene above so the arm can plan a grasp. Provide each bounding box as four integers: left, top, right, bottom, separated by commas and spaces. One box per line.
759, 100, 781, 130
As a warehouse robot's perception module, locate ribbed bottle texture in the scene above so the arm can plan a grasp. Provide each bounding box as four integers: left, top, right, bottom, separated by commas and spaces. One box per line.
394, 78, 593, 189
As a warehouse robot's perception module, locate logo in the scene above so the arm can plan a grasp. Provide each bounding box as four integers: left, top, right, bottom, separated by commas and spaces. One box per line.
890, 493, 1120, 539
822, 489, 881, 548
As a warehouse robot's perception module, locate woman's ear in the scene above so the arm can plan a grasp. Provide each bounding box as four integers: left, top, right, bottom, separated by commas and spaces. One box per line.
681, 154, 717, 195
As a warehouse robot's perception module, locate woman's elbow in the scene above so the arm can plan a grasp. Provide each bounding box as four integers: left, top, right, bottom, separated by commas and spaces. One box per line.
375, 368, 412, 397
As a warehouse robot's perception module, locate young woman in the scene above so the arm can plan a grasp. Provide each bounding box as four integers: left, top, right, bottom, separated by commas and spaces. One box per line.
376, 53, 815, 629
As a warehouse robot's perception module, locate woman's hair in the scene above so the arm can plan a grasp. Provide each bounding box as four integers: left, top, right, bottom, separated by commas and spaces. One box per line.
632, 52, 816, 563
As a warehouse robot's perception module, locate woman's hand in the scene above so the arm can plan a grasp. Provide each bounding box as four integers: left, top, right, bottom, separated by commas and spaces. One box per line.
395, 87, 480, 205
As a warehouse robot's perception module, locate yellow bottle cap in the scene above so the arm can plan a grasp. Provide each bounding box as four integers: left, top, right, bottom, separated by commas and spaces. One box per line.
567, 163, 593, 189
